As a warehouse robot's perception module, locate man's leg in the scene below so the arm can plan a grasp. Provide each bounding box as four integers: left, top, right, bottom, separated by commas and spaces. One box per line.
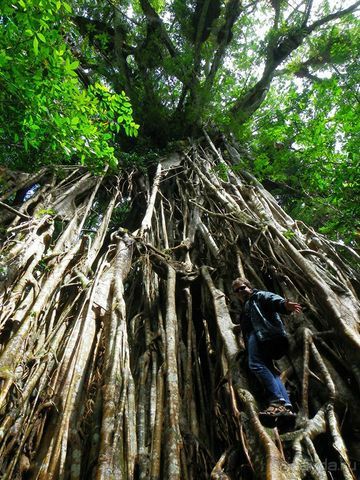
273, 376, 291, 407
247, 332, 290, 406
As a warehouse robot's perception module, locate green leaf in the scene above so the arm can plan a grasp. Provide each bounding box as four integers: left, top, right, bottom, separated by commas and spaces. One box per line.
70, 60, 79, 70
33, 36, 39, 56
37, 32, 46, 43
63, 2, 72, 13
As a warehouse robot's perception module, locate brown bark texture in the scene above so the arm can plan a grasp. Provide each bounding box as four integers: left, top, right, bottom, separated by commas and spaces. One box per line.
0, 136, 359, 479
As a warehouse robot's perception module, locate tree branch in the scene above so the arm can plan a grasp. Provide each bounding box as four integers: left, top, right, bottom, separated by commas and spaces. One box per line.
194, 0, 212, 69
295, 68, 324, 82
230, 1, 360, 123
270, 0, 282, 29
113, 7, 132, 94
307, 0, 360, 31
205, 0, 242, 90
302, 0, 313, 27
0, 201, 31, 220
139, 0, 178, 58
275, 65, 324, 82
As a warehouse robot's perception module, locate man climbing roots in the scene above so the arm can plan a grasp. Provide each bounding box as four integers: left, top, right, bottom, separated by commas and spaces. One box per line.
232, 277, 302, 417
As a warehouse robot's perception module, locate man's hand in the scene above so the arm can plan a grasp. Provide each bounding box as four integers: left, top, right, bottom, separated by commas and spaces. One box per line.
285, 299, 302, 314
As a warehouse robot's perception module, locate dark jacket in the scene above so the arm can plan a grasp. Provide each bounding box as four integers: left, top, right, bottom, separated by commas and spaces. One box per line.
241, 289, 288, 342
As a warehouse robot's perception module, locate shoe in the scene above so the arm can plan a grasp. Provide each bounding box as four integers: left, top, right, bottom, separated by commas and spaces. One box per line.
260, 403, 295, 417
284, 405, 296, 415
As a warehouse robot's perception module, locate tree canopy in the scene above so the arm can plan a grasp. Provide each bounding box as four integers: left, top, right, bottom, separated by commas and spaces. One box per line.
0, 0, 359, 236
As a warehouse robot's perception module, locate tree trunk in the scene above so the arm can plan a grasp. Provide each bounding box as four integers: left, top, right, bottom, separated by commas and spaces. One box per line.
0, 136, 359, 479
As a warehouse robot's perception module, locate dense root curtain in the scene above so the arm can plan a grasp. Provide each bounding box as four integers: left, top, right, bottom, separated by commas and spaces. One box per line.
0, 137, 359, 479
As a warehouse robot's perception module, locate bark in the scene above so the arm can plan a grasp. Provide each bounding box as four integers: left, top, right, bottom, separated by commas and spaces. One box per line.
0, 137, 359, 479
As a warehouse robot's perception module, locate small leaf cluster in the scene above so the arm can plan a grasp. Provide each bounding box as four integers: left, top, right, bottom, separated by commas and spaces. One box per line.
211, 162, 228, 181
0, 0, 139, 172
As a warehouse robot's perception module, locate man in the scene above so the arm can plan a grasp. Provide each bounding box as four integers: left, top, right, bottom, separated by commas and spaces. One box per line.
232, 277, 302, 416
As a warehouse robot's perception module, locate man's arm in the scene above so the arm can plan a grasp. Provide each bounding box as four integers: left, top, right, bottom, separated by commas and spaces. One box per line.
258, 291, 302, 315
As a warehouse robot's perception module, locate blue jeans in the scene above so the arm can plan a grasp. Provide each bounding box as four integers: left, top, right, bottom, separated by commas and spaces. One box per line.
247, 331, 291, 406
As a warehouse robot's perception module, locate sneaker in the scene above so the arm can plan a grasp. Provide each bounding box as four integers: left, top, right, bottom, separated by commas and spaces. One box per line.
261, 403, 295, 417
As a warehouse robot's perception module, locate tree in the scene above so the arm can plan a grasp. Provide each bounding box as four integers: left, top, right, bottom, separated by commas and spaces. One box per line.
0, 1, 359, 479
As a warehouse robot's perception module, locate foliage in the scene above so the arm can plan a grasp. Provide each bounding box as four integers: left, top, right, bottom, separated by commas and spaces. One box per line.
35, 208, 56, 217
237, 23, 360, 244
1, 0, 359, 241
109, 200, 131, 230
118, 150, 160, 172
211, 161, 229, 181
0, 0, 138, 172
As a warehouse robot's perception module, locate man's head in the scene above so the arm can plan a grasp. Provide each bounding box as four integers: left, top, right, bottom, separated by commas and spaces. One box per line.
232, 277, 253, 302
